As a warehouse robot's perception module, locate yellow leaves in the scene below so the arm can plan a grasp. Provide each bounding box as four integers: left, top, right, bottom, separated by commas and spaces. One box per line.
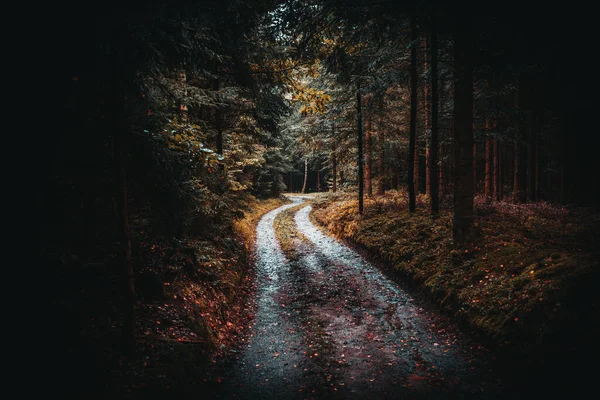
293, 86, 331, 115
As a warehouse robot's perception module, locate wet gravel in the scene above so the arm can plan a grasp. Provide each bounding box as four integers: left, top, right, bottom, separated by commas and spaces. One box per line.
214, 197, 508, 399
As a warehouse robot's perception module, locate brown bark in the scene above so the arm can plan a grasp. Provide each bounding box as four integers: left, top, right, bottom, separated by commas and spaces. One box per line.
214, 80, 223, 155
289, 171, 293, 193
513, 74, 527, 203
317, 170, 321, 191
452, 18, 474, 247
485, 119, 492, 197
493, 137, 501, 201
365, 113, 373, 197
301, 158, 308, 194
357, 85, 364, 215
377, 127, 385, 195
429, 12, 439, 214
473, 142, 477, 193
423, 36, 431, 196
332, 136, 337, 193
408, 15, 417, 213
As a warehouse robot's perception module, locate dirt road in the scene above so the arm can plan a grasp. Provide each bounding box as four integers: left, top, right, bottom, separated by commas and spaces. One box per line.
216, 196, 504, 399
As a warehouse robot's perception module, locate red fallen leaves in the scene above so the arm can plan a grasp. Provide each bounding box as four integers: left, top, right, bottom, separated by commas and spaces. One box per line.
248, 314, 254, 320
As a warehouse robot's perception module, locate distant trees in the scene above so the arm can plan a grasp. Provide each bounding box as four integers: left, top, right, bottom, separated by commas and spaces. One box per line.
272, 1, 594, 245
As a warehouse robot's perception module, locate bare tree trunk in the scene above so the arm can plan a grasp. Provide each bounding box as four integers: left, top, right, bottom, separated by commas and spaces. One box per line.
365, 113, 373, 197
301, 158, 308, 194
214, 80, 223, 156
112, 41, 135, 355
493, 136, 500, 201
485, 119, 492, 197
513, 73, 527, 203
289, 171, 293, 193
317, 169, 321, 191
452, 17, 474, 247
332, 134, 337, 193
357, 84, 364, 214
534, 113, 540, 201
473, 141, 477, 194
377, 128, 385, 195
424, 36, 431, 196
408, 15, 417, 213
429, 12, 439, 214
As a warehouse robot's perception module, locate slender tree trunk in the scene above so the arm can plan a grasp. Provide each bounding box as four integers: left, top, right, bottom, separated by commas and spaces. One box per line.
317, 169, 321, 191
357, 85, 364, 214
429, 12, 439, 214
112, 41, 135, 355
452, 17, 474, 247
424, 36, 431, 196
473, 141, 477, 194
365, 113, 373, 197
528, 105, 540, 202
493, 136, 501, 201
377, 128, 385, 195
408, 15, 417, 213
302, 158, 308, 193
289, 171, 293, 193
332, 135, 337, 193
513, 73, 527, 203
414, 142, 420, 195
559, 113, 567, 204
485, 119, 493, 197
534, 113, 540, 201
214, 79, 223, 155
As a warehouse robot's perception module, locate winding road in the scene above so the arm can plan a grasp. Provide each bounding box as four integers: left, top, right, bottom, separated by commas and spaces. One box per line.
217, 196, 505, 399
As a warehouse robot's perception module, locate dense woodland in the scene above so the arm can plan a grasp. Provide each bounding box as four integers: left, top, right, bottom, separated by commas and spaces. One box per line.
43, 1, 598, 397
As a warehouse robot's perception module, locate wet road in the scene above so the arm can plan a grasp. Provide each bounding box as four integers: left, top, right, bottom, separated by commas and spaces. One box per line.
217, 196, 504, 399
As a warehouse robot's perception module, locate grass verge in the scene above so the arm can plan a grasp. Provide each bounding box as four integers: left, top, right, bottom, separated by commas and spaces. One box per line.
311, 190, 600, 391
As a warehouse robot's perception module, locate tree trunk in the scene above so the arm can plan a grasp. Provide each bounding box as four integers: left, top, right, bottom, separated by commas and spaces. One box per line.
377, 128, 385, 195
408, 15, 417, 213
452, 17, 474, 247
493, 136, 501, 201
301, 158, 308, 194
317, 169, 321, 191
365, 113, 373, 197
513, 73, 527, 203
528, 106, 540, 202
112, 44, 135, 355
429, 12, 439, 214
332, 136, 337, 193
289, 171, 293, 193
473, 141, 477, 194
357, 85, 364, 215
214, 79, 223, 155
424, 36, 431, 196
485, 119, 492, 197
534, 113, 540, 201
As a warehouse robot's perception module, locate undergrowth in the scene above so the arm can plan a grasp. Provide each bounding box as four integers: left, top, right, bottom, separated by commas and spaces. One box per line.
311, 190, 600, 371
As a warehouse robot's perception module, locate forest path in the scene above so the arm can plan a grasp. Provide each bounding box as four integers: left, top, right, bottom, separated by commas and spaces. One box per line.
216, 196, 504, 399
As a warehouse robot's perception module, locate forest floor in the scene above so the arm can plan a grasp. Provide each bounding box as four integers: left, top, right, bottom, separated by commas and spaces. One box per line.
54, 191, 599, 398
52, 195, 289, 399
309, 190, 600, 396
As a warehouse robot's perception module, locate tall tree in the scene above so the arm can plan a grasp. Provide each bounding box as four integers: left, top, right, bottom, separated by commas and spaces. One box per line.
408, 16, 417, 213
429, 12, 439, 215
365, 112, 373, 196
513, 73, 527, 203
485, 119, 493, 197
452, 15, 474, 247
357, 83, 364, 215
